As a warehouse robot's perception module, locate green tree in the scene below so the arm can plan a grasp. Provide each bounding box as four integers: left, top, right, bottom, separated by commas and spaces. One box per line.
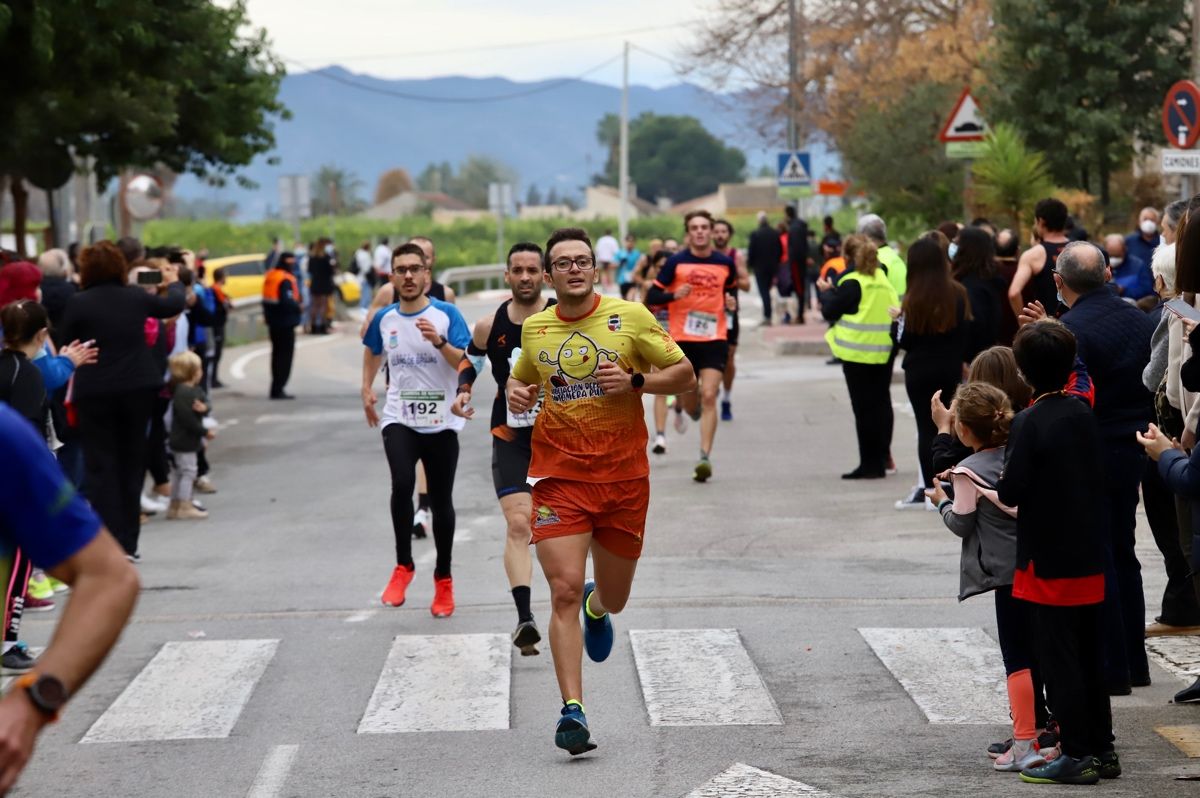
416, 161, 454, 193
524, 184, 543, 206
0, 0, 285, 251
840, 82, 964, 224
971, 123, 1055, 239
986, 0, 1188, 208
311, 165, 365, 216
447, 155, 518, 209
594, 113, 746, 202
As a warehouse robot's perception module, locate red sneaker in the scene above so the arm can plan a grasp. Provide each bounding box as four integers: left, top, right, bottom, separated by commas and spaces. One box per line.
431, 576, 454, 618
381, 565, 415, 607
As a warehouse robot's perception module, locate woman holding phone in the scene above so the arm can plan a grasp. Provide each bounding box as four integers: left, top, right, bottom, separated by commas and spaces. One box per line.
60, 242, 187, 561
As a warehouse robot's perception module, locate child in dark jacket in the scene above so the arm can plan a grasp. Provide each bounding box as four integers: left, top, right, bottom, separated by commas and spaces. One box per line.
927, 382, 1051, 773
996, 320, 1114, 785
167, 351, 213, 521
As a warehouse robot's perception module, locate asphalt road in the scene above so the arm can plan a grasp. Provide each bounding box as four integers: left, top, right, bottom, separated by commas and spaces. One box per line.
14, 292, 1200, 797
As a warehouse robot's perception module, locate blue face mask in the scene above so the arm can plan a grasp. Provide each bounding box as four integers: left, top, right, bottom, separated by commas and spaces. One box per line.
948, 242, 959, 260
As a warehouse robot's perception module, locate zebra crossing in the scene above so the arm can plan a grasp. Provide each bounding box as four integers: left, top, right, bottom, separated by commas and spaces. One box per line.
56, 624, 1031, 747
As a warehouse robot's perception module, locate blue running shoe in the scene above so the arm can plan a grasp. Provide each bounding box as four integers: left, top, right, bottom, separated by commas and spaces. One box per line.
720, 400, 733, 421
582, 580, 614, 662
555, 703, 597, 756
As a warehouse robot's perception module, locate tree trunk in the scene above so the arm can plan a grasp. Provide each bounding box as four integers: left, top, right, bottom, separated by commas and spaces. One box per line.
1098, 147, 1111, 210
11, 177, 28, 258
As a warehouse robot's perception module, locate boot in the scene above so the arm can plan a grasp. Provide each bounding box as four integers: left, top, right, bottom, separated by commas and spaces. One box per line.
174, 501, 209, 520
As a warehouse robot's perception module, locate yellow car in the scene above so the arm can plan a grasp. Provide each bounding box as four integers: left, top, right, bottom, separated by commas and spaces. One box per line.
202, 253, 362, 306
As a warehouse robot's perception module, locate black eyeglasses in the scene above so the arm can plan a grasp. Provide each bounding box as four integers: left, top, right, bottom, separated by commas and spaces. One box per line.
550, 256, 596, 272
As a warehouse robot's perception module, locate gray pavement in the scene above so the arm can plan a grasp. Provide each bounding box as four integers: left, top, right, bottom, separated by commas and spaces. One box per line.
14, 293, 1200, 797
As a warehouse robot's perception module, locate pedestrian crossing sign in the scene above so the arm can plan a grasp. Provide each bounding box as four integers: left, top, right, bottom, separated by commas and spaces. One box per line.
777, 151, 811, 187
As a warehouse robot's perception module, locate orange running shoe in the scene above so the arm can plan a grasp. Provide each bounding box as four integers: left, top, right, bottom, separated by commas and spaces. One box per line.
381, 565, 415, 607
431, 575, 455, 618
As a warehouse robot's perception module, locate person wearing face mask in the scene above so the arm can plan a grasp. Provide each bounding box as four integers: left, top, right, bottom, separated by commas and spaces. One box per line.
1103, 234, 1153, 302
1126, 207, 1163, 268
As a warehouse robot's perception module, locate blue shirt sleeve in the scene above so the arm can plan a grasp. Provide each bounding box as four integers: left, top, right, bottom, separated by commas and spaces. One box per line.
0, 405, 100, 569
363, 306, 388, 355
32, 347, 75, 392
443, 304, 472, 349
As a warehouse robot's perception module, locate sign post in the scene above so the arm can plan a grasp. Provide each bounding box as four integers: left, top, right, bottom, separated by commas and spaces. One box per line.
776, 150, 812, 201
939, 88, 989, 219
1163, 80, 1200, 199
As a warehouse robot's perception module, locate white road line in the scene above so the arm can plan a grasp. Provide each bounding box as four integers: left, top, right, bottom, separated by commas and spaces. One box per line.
82, 639, 279, 743
1147, 636, 1200, 683
687, 763, 836, 797
629, 629, 782, 726
358, 634, 510, 733
254, 410, 363, 424
415, 529, 474, 566
230, 335, 341, 380
245, 744, 299, 798
859, 627, 1008, 724
345, 609, 378, 624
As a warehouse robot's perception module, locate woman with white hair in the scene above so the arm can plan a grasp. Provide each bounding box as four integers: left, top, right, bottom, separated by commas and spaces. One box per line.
36, 248, 76, 338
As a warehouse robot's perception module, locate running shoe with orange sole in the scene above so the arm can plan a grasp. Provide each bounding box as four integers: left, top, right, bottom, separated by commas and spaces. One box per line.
431, 575, 455, 617
381, 565, 415, 607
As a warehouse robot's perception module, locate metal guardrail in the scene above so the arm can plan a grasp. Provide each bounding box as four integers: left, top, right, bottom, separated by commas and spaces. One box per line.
437, 263, 507, 296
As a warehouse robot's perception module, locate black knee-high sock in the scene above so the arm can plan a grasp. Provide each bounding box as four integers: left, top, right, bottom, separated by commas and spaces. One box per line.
418, 492, 431, 512
512, 586, 533, 623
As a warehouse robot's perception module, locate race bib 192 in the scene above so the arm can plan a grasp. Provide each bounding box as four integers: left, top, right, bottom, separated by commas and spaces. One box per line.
399, 390, 446, 427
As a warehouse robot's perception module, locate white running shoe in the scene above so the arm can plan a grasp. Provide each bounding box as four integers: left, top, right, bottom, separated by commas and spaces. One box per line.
141, 493, 168, 514
673, 409, 688, 434
894, 487, 926, 510
652, 433, 667, 455
413, 508, 432, 538
994, 738, 1046, 772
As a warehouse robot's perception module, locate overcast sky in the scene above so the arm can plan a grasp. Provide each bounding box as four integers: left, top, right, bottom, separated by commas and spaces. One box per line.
243, 0, 704, 88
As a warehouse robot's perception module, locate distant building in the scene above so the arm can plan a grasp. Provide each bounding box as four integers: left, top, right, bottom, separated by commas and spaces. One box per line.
671, 179, 789, 217
364, 191, 473, 220
580, 185, 659, 220
518, 204, 579, 221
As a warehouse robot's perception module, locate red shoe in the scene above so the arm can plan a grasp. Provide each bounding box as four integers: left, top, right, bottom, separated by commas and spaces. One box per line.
381, 565, 415, 607
431, 575, 454, 618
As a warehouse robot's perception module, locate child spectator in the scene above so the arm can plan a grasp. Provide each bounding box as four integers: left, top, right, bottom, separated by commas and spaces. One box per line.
167, 351, 213, 521
926, 383, 1052, 772
997, 320, 1116, 785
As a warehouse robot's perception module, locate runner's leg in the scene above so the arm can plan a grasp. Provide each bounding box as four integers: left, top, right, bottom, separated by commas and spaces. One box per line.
418, 431, 459, 579
382, 425, 420, 567
586, 537, 638, 616
697, 368, 721, 457
537, 533, 593, 703
501, 492, 535, 594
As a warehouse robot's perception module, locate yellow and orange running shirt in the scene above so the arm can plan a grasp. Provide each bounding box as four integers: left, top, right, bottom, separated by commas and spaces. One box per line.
511, 294, 684, 483
653, 249, 738, 342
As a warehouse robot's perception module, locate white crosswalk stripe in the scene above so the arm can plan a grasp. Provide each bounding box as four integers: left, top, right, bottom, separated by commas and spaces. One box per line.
687, 763, 837, 797
1146, 636, 1200, 683
357, 633, 511, 733
82, 639, 279, 743
630, 629, 783, 726
859, 627, 1009, 724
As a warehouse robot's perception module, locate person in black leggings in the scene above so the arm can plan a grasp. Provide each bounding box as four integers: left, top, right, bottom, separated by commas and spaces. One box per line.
894, 235, 969, 508
382, 427, 458, 576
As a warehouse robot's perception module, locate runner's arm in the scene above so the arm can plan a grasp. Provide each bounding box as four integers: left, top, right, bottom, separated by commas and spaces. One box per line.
1007, 248, 1040, 317
444, 285, 457, 304
638, 359, 695, 395
456, 315, 492, 395
735, 251, 751, 292
359, 283, 394, 338
361, 315, 385, 427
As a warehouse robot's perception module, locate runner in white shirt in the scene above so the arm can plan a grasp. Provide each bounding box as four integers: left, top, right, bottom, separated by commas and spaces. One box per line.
595, 229, 619, 288
362, 243, 471, 617
373, 237, 392, 282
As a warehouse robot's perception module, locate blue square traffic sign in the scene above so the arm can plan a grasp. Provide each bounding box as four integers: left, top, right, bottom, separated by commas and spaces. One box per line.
777, 151, 812, 187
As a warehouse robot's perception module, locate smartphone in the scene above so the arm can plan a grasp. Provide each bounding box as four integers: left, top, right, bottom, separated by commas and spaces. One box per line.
1166, 298, 1200, 323
136, 270, 164, 286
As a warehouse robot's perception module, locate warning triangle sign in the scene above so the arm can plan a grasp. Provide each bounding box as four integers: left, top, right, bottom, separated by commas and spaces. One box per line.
939, 88, 988, 142
781, 153, 808, 181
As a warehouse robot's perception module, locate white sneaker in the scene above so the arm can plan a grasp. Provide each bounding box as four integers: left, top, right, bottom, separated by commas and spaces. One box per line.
141, 493, 168, 514
413, 508, 431, 538
673, 409, 688, 435
994, 738, 1046, 772
894, 487, 926, 510
652, 433, 667, 455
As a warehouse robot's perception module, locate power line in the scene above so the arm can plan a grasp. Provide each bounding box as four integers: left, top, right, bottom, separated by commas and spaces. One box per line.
283, 54, 623, 104
630, 44, 686, 71
296, 22, 695, 63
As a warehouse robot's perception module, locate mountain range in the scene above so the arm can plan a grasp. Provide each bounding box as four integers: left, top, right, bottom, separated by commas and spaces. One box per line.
172, 67, 839, 220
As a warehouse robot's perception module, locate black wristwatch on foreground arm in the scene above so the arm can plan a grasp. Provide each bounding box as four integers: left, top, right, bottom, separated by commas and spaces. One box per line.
631, 372, 646, 392
16, 673, 69, 721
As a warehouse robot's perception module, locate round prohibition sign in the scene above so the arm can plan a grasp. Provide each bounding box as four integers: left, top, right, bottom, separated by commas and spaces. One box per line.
1163, 80, 1200, 150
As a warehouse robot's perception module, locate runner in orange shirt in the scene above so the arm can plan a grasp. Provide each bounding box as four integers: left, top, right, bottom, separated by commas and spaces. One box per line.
507, 228, 695, 756
645, 210, 738, 481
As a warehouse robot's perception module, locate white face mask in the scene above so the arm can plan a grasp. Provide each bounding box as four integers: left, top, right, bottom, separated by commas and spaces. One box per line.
1141, 219, 1159, 236
948, 242, 959, 260
1110, 257, 1123, 268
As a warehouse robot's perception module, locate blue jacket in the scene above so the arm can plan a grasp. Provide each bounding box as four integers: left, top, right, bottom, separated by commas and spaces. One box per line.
1111, 253, 1154, 301
1060, 287, 1154, 439
1125, 231, 1161, 271
1161, 448, 1200, 572
0, 325, 74, 392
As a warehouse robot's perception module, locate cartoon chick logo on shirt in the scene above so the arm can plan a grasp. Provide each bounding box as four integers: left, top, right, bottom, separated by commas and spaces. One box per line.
539, 331, 619, 400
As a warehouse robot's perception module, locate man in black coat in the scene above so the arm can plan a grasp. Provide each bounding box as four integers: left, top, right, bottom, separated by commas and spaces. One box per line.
37, 249, 76, 345
1053, 241, 1156, 694
786, 205, 810, 324
747, 211, 783, 325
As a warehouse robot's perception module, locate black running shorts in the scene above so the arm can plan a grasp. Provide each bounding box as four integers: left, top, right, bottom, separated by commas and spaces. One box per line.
678, 340, 729, 375
492, 430, 533, 498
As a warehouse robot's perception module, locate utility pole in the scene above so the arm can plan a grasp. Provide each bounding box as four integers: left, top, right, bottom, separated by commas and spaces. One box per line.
619, 41, 630, 241
786, 0, 801, 216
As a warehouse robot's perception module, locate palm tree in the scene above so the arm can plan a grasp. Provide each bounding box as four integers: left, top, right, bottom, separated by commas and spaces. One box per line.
971, 123, 1055, 239
311, 164, 365, 216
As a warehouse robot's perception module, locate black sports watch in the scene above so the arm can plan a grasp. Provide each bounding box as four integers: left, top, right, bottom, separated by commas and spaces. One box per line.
434, 335, 448, 349
18, 674, 68, 720
631, 372, 646, 392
